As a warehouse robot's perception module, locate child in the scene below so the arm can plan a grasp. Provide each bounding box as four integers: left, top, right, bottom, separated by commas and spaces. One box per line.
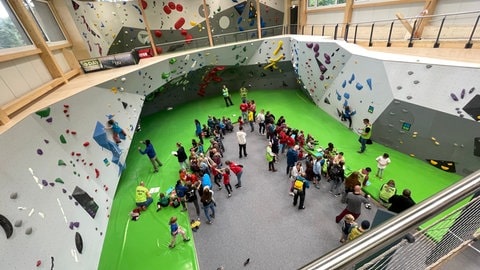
156, 193, 170, 212
216, 167, 233, 197
130, 207, 142, 221
168, 216, 190, 248
340, 214, 357, 243
237, 116, 244, 129
348, 220, 371, 241
375, 153, 391, 180
106, 119, 127, 144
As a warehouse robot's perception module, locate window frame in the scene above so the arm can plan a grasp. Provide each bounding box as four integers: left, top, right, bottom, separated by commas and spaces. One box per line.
23, 0, 68, 46
0, 0, 35, 53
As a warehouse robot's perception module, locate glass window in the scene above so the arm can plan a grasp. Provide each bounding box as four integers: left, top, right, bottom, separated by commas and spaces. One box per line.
24, 0, 66, 43
0, 0, 32, 49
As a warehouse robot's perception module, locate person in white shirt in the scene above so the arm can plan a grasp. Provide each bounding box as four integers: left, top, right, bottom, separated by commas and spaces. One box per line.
256, 109, 266, 135
375, 153, 391, 180
236, 126, 247, 158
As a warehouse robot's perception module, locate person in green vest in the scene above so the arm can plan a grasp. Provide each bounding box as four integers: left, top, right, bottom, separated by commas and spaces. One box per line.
222, 85, 233, 107
357, 118, 372, 153
135, 181, 153, 210
379, 179, 397, 207
240, 86, 248, 102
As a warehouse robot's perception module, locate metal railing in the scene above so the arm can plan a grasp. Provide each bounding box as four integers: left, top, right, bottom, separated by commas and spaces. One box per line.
294, 10, 480, 48
300, 170, 480, 270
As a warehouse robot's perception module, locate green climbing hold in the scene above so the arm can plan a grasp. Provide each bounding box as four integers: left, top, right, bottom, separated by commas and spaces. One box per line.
35, 107, 51, 118
171, 69, 177, 74
60, 134, 67, 144
55, 178, 64, 184
58, 160, 66, 166
169, 58, 176, 64
243, 46, 247, 52
161, 72, 170, 79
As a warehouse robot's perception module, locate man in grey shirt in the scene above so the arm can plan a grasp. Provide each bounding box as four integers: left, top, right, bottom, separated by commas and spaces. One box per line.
336, 185, 370, 223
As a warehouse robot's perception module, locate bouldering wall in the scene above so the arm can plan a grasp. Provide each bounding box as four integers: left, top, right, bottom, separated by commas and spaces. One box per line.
0, 87, 143, 269
66, 0, 285, 57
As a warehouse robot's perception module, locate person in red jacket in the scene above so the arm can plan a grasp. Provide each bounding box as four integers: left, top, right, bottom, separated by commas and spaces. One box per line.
239, 100, 249, 121
225, 160, 243, 188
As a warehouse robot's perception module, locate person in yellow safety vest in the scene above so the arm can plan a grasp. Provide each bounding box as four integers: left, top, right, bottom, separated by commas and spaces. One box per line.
357, 118, 372, 153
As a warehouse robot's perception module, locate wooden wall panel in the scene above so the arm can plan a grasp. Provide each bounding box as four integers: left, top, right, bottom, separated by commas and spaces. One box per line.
0, 77, 16, 107
0, 62, 31, 99
29, 56, 53, 84
16, 57, 45, 92
52, 50, 71, 73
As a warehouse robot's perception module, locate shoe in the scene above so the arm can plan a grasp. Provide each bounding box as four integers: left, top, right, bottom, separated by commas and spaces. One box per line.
245, 154, 248, 157
210, 214, 215, 219
340, 239, 345, 243
272, 169, 278, 172
169, 244, 175, 248
235, 185, 242, 188
228, 193, 232, 197
181, 208, 187, 212
365, 203, 372, 209
218, 187, 222, 190
299, 206, 305, 210
357, 151, 364, 154
156, 207, 161, 212
239, 156, 242, 158
315, 185, 320, 189
154, 169, 159, 173
183, 238, 190, 242
289, 192, 294, 196
206, 220, 213, 224
329, 190, 333, 194
159, 163, 163, 167
293, 203, 296, 207
268, 168, 272, 171
335, 193, 341, 197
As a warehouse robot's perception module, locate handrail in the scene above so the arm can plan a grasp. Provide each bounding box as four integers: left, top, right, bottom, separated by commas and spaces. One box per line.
299, 170, 480, 270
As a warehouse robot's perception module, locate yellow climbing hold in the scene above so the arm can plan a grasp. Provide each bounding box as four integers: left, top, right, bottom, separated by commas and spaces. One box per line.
430, 160, 438, 165
410, 154, 415, 157
441, 165, 449, 171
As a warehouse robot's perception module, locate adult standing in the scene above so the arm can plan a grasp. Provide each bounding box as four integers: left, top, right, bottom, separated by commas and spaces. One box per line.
266, 141, 277, 172
138, 140, 163, 173
174, 180, 188, 212
236, 126, 248, 158
292, 175, 310, 210
225, 160, 244, 188
174, 142, 188, 169
357, 118, 372, 153
185, 181, 201, 220
240, 100, 249, 121
388, 189, 416, 213
194, 119, 204, 144
240, 86, 248, 102
200, 186, 216, 224
336, 185, 370, 223
256, 109, 266, 135
135, 181, 153, 210
286, 145, 299, 175
222, 85, 233, 107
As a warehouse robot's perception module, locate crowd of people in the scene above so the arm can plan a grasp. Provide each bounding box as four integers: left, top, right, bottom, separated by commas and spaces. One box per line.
130, 85, 417, 248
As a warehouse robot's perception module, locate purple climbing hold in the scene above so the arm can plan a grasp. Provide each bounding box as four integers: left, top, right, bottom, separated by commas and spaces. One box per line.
69, 222, 74, 230
42, 179, 48, 186
68, 195, 73, 200
469, 87, 475, 94
314, 52, 319, 58
313, 43, 319, 52
73, 222, 80, 228
324, 53, 330, 61
49, 183, 55, 187
325, 59, 331, 65
460, 89, 465, 99
356, 82, 363, 90
44, 139, 49, 144
306, 43, 313, 48
320, 65, 327, 73
37, 149, 43, 155
319, 75, 324, 81
450, 93, 459, 101
46, 117, 53, 123
62, 188, 67, 193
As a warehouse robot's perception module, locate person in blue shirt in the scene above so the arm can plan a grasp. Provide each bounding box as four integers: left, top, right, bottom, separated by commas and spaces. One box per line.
292, 175, 310, 210
168, 216, 190, 248
138, 140, 163, 173
286, 145, 299, 175
175, 180, 188, 212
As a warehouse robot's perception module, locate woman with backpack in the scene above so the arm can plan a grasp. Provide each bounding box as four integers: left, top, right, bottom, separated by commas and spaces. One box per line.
201, 186, 216, 224
329, 161, 345, 196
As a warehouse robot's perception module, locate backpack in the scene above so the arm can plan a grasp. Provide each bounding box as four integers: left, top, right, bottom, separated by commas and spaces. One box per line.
185, 189, 196, 202
330, 164, 341, 176
293, 179, 304, 191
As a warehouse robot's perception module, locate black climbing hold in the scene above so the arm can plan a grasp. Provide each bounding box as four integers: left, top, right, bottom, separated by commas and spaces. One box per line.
75, 232, 83, 254
0, 214, 13, 239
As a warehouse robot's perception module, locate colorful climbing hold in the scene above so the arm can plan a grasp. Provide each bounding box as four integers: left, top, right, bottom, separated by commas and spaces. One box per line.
35, 107, 51, 118
60, 135, 67, 144
58, 160, 66, 166
37, 149, 43, 155
55, 178, 64, 184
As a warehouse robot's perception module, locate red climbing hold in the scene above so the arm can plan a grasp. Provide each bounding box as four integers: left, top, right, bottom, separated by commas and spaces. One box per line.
156, 46, 163, 54
168, 2, 175, 9
95, 168, 100, 178
83, 142, 90, 147
163, 5, 171, 14
174, 17, 185, 30
180, 29, 187, 36
66, 129, 70, 134
154, 30, 162, 38
71, 131, 77, 135
185, 33, 193, 44
176, 4, 183, 12
140, 0, 147, 9
36, 260, 41, 267
76, 153, 81, 156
